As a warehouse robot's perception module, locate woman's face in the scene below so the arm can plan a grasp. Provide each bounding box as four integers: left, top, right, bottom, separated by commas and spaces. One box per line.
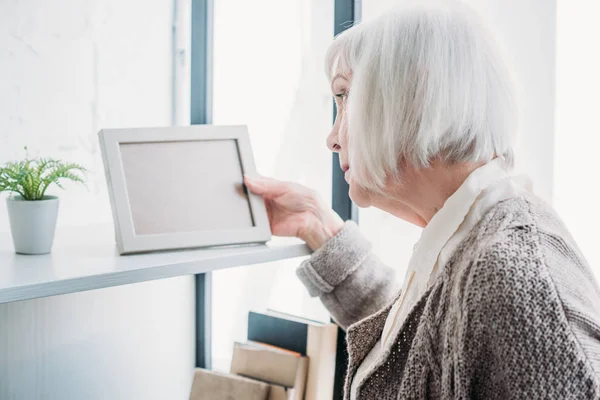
325, 70, 427, 227
327, 73, 374, 207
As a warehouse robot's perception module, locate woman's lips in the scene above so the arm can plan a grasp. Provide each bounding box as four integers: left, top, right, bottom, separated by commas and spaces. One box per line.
343, 166, 350, 182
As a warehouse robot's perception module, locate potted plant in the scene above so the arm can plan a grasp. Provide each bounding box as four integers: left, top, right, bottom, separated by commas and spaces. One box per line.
0, 149, 86, 254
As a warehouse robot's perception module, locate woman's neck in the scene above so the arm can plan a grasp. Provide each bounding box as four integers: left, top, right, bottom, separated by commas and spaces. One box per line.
375, 161, 484, 226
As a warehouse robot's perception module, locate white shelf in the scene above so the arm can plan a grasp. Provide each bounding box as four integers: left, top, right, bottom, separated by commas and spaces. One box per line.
0, 225, 311, 304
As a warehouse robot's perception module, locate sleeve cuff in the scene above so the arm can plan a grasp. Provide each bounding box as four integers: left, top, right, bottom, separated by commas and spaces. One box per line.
296, 221, 372, 297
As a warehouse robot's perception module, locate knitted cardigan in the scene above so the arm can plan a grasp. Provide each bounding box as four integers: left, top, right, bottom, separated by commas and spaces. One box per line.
297, 196, 600, 399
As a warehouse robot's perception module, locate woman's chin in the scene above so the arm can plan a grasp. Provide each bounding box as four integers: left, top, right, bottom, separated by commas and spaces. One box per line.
349, 185, 372, 208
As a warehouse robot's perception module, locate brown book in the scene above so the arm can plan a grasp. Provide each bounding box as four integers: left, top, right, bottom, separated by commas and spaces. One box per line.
230, 341, 308, 400
189, 368, 270, 400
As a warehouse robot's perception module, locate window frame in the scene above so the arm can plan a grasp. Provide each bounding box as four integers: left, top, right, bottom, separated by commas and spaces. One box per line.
191, 1, 361, 398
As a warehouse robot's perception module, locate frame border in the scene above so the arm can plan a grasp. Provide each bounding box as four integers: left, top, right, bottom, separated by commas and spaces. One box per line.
99, 125, 271, 255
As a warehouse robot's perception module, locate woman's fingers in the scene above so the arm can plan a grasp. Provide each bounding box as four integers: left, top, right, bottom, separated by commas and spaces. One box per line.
244, 175, 290, 198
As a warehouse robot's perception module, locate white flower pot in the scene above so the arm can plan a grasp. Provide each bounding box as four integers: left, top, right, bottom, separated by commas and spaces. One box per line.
6, 195, 59, 255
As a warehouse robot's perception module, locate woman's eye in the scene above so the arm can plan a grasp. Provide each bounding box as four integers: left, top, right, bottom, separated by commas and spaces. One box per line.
334, 93, 346, 98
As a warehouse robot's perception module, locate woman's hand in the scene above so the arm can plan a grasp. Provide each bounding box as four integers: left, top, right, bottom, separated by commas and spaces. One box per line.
244, 176, 344, 251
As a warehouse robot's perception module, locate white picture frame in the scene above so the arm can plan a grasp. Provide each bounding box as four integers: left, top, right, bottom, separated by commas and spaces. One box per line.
98, 125, 271, 255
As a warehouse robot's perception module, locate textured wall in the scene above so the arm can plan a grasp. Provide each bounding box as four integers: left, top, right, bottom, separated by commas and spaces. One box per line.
0, 0, 176, 226
0, 0, 195, 398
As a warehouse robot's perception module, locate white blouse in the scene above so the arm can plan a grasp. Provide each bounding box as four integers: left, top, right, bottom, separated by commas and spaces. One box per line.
350, 158, 532, 399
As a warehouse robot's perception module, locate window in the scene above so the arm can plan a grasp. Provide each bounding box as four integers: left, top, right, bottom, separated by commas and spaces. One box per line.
210, 0, 335, 372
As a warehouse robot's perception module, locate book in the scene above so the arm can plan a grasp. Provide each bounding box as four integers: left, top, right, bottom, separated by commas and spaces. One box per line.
189, 368, 271, 400
189, 368, 295, 400
268, 384, 295, 400
247, 311, 339, 400
230, 341, 308, 400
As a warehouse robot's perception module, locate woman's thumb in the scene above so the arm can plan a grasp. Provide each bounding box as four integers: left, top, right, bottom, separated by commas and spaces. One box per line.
244, 175, 288, 198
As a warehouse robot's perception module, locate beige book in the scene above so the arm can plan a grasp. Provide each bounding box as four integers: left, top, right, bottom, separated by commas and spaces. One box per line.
268, 384, 295, 400
303, 323, 338, 400
230, 341, 308, 400
189, 368, 270, 400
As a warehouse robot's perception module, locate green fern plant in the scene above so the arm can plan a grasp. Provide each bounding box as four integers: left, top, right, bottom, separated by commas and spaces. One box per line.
0, 148, 87, 201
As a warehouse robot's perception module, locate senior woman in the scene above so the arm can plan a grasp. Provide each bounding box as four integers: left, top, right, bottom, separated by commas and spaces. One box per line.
245, 1, 600, 399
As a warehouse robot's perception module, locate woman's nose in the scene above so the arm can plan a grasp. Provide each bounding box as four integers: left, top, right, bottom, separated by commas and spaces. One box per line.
327, 130, 341, 153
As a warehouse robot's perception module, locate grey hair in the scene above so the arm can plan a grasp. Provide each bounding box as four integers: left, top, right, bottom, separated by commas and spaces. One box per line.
326, 0, 517, 191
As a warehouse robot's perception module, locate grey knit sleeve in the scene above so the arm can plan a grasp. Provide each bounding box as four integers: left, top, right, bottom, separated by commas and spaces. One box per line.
296, 221, 401, 329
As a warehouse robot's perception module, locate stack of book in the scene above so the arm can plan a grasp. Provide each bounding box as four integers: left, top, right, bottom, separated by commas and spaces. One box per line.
189, 310, 338, 400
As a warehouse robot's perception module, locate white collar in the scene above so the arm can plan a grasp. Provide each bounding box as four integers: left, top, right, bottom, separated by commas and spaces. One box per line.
408, 158, 511, 288
380, 157, 527, 346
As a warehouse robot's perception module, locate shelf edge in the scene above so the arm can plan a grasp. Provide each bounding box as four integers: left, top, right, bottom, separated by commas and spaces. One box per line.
0, 243, 311, 305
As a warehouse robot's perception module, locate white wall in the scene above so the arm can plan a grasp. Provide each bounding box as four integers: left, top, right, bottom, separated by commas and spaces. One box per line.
0, 278, 195, 400
555, 0, 600, 278
0, 0, 195, 398
360, 0, 556, 276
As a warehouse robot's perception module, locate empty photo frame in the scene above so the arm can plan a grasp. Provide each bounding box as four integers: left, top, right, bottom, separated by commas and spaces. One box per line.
99, 125, 271, 254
